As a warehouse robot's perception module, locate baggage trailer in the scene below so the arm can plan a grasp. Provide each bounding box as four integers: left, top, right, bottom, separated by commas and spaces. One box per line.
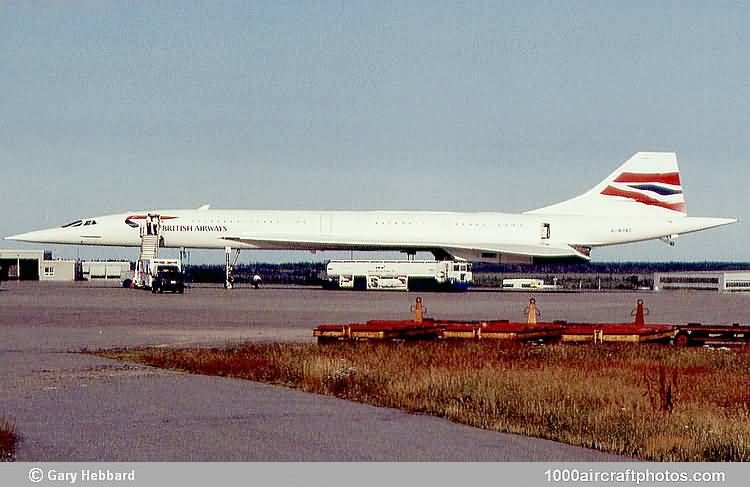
559, 299, 675, 344
324, 260, 472, 291
314, 297, 442, 342
559, 323, 675, 343
440, 320, 563, 342
314, 320, 443, 342
674, 323, 750, 347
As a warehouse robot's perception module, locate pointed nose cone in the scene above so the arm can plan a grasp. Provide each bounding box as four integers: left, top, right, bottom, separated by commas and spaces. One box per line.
5, 232, 30, 241
4, 229, 58, 243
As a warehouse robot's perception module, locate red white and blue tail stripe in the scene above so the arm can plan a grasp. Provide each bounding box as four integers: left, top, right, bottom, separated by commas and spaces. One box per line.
526, 152, 688, 216
600, 170, 685, 213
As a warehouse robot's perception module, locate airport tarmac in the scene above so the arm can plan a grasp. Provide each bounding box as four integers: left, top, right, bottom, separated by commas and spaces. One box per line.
3, 282, 749, 461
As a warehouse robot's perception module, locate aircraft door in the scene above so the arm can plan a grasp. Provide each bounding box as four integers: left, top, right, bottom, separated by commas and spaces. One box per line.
145, 213, 162, 236
320, 214, 333, 235
540, 223, 551, 240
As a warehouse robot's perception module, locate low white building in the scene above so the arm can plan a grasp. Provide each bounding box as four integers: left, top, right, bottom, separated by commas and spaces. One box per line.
0, 250, 133, 282
0, 249, 76, 281
653, 271, 750, 293
40, 260, 77, 281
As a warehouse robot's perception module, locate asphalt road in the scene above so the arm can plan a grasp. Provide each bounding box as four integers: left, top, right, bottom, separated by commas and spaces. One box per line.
3, 282, 748, 461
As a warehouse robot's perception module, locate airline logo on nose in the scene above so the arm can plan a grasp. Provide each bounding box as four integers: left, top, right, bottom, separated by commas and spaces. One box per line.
601, 172, 686, 212
124, 215, 177, 228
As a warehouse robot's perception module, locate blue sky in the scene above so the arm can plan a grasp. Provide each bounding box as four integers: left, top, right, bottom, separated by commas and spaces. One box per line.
1, 1, 748, 263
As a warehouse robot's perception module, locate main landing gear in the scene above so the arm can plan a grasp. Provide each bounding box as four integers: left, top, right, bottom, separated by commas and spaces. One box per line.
224, 246, 241, 289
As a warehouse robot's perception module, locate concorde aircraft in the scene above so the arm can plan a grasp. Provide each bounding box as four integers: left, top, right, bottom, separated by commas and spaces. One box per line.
5, 152, 737, 273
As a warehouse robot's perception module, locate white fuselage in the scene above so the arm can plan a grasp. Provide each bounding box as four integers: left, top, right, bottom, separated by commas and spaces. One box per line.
6, 153, 736, 261
5, 208, 734, 263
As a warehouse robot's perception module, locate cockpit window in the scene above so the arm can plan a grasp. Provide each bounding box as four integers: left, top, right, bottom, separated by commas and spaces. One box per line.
61, 220, 83, 228
83, 220, 97, 226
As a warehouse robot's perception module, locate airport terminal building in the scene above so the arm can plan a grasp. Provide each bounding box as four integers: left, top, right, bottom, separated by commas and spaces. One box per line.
653, 271, 750, 293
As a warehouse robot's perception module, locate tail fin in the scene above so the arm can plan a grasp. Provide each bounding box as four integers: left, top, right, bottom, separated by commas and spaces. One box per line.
525, 152, 687, 217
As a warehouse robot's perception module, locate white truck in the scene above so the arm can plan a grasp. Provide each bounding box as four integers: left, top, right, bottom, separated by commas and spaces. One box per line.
324, 260, 472, 291
501, 278, 557, 290
132, 258, 182, 289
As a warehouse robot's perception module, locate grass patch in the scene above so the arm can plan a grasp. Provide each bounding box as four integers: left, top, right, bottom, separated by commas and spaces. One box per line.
0, 419, 16, 461
98, 342, 750, 461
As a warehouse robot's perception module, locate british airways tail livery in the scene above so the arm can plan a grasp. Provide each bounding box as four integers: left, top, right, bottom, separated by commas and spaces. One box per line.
5, 152, 736, 264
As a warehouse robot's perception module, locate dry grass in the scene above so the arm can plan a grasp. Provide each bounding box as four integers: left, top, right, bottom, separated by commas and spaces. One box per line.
0, 419, 16, 462
99, 342, 750, 461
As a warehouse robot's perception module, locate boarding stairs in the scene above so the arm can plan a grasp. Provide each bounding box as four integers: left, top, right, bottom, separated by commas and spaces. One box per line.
140, 234, 159, 260
138, 215, 162, 260
131, 216, 162, 289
